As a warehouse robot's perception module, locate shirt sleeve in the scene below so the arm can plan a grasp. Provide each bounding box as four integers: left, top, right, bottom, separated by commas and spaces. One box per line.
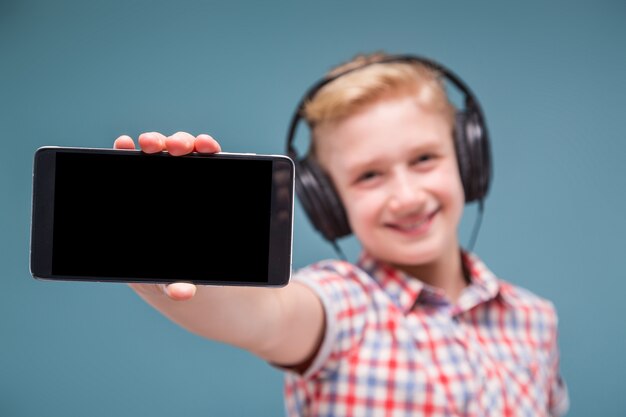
547, 303, 569, 416
290, 260, 371, 379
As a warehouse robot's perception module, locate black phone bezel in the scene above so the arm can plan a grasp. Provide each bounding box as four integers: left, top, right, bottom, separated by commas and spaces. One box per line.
30, 146, 294, 287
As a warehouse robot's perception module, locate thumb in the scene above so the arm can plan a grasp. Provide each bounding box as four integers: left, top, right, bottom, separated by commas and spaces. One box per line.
164, 283, 197, 301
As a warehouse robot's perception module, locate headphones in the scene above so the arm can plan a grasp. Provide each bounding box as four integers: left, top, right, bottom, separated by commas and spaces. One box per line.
286, 55, 492, 243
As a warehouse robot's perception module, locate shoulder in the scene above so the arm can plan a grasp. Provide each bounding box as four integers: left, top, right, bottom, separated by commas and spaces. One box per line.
292, 259, 377, 315
292, 259, 375, 322
499, 280, 557, 313
295, 258, 366, 276
497, 279, 561, 331
467, 252, 559, 323
293, 259, 374, 289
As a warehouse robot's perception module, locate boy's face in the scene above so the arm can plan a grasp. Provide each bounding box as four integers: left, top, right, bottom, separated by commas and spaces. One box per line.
315, 95, 464, 271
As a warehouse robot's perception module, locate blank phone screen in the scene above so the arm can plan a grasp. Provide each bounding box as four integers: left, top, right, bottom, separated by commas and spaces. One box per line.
51, 152, 273, 282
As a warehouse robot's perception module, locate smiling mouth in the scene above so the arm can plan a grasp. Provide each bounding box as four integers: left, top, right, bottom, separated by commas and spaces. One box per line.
386, 209, 439, 233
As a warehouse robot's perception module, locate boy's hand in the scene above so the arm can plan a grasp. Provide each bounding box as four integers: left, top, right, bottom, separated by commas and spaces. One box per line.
114, 131, 221, 155
128, 281, 197, 301
113, 131, 221, 301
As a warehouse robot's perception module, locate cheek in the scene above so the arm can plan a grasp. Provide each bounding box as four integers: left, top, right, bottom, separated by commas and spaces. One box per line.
438, 166, 466, 219
340, 191, 381, 233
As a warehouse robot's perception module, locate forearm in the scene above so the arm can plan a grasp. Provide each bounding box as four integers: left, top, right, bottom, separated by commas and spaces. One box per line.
129, 282, 324, 364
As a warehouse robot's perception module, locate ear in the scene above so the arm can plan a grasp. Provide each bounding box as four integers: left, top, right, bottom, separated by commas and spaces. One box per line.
295, 156, 351, 241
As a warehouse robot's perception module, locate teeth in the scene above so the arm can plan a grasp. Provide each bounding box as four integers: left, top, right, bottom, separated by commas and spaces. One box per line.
397, 218, 428, 230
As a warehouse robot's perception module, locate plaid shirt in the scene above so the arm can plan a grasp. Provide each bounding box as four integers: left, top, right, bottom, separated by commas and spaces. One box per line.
283, 252, 568, 417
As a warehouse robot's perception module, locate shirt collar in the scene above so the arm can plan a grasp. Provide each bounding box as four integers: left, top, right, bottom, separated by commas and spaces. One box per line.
356, 251, 503, 315
454, 251, 503, 314
357, 252, 425, 314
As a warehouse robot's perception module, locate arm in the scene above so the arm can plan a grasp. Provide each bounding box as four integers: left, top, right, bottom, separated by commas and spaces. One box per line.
115, 132, 325, 366
546, 303, 569, 416
130, 280, 324, 365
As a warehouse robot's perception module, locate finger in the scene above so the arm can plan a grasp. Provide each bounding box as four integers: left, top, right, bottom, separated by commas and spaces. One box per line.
114, 135, 136, 150
194, 134, 222, 154
138, 132, 167, 154
165, 131, 196, 156
164, 282, 197, 301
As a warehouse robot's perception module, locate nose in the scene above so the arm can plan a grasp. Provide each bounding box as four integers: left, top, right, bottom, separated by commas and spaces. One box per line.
387, 170, 426, 215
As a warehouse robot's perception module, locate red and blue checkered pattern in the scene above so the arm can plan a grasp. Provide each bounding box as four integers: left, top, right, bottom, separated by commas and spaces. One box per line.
283, 252, 568, 417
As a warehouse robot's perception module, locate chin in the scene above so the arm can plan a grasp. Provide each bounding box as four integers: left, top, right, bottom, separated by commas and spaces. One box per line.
395, 250, 441, 268
371, 242, 444, 268
404, 227, 459, 260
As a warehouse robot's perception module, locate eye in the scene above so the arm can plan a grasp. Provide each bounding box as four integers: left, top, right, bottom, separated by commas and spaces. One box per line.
413, 153, 433, 164
355, 170, 380, 184
411, 153, 437, 168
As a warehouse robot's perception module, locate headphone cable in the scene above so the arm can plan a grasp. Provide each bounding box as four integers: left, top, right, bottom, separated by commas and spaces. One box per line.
467, 200, 485, 252
331, 240, 347, 261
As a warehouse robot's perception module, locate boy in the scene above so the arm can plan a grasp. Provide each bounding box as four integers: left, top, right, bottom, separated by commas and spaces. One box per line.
113, 52, 568, 416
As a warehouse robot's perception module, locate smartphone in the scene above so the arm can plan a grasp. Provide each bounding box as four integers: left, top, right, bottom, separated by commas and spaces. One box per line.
30, 146, 294, 286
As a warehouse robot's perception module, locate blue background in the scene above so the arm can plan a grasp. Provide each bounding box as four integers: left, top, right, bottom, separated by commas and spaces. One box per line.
2, 0, 625, 415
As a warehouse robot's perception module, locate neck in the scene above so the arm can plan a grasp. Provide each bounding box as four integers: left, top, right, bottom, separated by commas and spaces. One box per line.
394, 244, 468, 303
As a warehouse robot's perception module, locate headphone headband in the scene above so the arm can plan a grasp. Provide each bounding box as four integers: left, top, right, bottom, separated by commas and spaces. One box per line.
287, 55, 486, 157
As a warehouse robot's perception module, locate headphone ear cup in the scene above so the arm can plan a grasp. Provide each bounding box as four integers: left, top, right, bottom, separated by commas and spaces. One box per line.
455, 109, 491, 203
464, 107, 491, 202
295, 156, 351, 241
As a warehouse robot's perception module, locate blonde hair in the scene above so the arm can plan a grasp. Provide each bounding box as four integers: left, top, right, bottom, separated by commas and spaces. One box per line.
303, 52, 456, 150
